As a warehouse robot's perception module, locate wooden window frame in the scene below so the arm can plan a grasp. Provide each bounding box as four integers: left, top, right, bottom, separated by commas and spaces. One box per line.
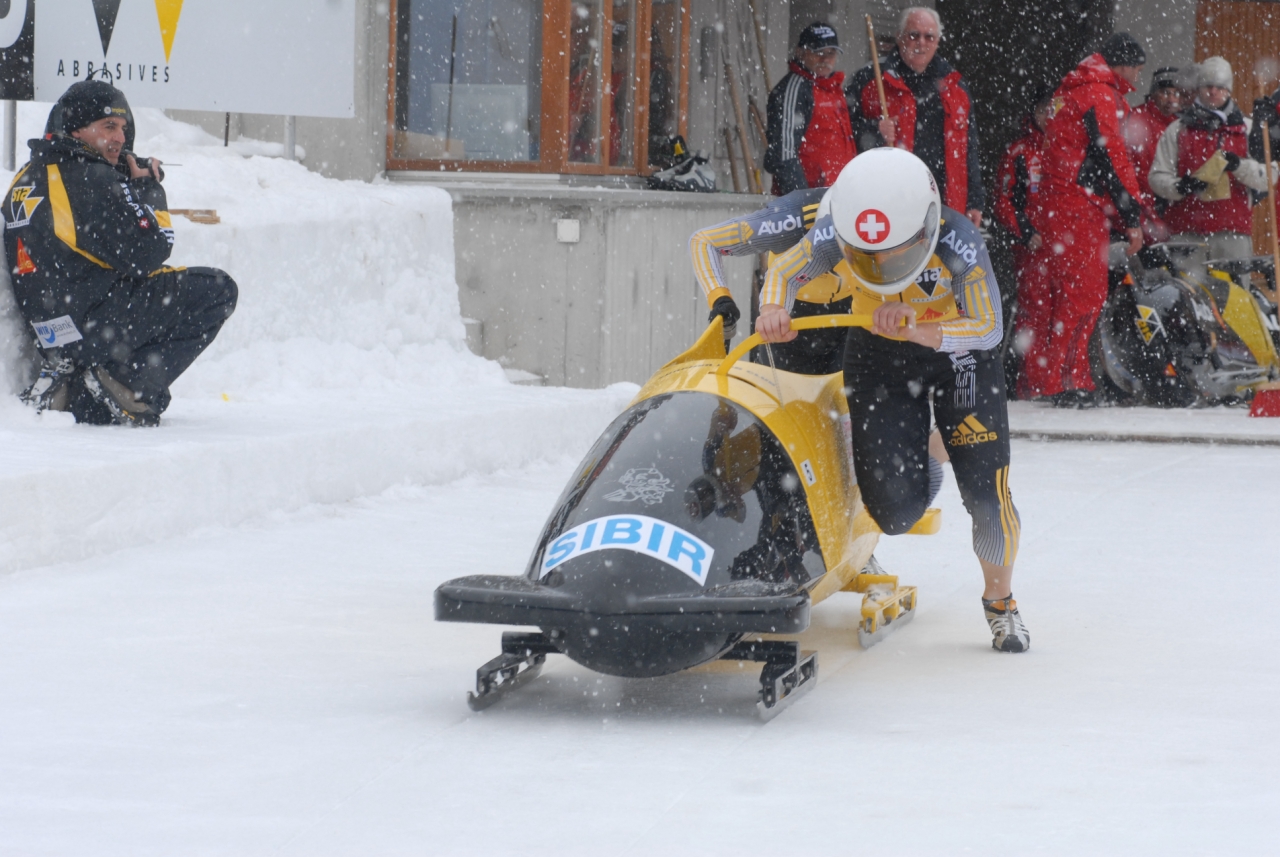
384, 0, 689, 175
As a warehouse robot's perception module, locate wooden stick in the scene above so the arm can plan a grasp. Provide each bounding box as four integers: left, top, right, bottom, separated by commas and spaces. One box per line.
1260, 85, 1280, 307
748, 97, 767, 146
724, 58, 760, 193
724, 126, 743, 193
745, 0, 772, 91
865, 15, 889, 122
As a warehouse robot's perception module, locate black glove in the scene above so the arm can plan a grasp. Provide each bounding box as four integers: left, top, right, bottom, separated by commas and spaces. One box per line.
709, 295, 741, 340
1176, 175, 1209, 196
1222, 151, 1242, 172
1254, 96, 1277, 126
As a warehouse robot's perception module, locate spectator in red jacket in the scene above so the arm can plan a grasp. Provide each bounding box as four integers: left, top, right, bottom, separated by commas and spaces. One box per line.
1124, 66, 1188, 211
1026, 34, 1146, 407
845, 7, 984, 226
764, 23, 855, 195
993, 87, 1054, 399
1149, 57, 1274, 263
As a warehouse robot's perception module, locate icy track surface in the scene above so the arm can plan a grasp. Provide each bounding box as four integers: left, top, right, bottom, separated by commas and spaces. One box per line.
3, 440, 1278, 856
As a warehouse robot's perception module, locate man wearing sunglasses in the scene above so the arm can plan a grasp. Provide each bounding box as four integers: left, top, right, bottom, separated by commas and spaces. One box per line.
846, 7, 983, 228
756, 149, 1028, 654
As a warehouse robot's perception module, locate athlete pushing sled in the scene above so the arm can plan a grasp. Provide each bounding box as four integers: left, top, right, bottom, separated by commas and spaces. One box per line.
756, 148, 1029, 652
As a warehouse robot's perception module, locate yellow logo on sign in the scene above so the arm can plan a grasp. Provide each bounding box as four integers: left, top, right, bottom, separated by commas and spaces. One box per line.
949, 415, 998, 447
155, 0, 184, 63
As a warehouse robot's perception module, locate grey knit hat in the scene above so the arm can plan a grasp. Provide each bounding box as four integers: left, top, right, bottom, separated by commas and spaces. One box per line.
1198, 56, 1233, 91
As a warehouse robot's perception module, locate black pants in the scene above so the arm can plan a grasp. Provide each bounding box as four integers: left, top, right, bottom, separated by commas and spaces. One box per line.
843, 329, 1020, 567
64, 267, 238, 414
760, 297, 851, 375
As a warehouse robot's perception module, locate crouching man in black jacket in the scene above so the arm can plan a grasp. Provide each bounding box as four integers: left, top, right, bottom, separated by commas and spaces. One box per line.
5, 80, 237, 426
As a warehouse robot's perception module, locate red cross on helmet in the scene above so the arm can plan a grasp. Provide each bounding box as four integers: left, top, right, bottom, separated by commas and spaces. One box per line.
826, 148, 941, 295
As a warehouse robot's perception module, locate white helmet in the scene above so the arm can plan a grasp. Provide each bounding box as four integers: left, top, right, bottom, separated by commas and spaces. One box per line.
825, 148, 942, 296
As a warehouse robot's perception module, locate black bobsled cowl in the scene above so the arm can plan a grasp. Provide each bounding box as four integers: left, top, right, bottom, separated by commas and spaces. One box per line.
435, 392, 827, 677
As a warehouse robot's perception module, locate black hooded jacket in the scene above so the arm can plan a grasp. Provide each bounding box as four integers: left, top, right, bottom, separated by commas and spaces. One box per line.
3, 134, 174, 328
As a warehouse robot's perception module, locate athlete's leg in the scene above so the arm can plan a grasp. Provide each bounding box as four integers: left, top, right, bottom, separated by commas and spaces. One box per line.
933, 350, 1027, 651
842, 331, 936, 533
932, 350, 1021, 575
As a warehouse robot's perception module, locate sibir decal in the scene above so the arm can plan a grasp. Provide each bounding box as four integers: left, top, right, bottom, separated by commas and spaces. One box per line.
543, 514, 715, 585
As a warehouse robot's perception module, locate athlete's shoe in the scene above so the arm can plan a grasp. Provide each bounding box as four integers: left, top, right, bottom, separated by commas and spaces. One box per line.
20, 352, 78, 413
983, 595, 1030, 653
79, 367, 160, 427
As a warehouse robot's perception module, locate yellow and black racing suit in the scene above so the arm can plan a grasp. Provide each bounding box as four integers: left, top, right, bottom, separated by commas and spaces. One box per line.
764, 205, 1020, 567
689, 188, 852, 373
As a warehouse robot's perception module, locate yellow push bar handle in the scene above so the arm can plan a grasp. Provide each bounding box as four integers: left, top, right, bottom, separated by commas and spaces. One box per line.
716, 314, 874, 375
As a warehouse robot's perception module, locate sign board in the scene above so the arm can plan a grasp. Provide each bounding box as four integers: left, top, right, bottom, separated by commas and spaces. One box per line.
34, 0, 355, 118
0, 0, 34, 100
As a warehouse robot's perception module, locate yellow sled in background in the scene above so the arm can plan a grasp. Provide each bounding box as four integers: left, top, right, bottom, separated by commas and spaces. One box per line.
436, 315, 936, 718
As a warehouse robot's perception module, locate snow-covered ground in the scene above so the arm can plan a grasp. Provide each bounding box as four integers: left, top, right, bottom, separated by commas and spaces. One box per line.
2, 440, 1278, 856
0, 104, 634, 572
3, 104, 1280, 854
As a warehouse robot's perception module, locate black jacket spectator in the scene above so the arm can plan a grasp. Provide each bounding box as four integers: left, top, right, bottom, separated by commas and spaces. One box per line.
846, 51, 984, 214
764, 63, 856, 195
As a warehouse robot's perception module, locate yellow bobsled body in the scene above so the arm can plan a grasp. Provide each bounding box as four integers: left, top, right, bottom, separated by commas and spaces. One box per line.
436, 315, 928, 715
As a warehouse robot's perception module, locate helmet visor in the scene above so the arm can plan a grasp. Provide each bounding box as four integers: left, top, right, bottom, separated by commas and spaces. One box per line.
842, 204, 939, 289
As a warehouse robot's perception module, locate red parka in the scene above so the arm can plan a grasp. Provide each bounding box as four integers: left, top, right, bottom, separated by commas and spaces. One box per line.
993, 119, 1046, 242
1124, 99, 1177, 207
851, 58, 977, 212
1039, 53, 1144, 228
764, 62, 855, 194
1165, 106, 1253, 236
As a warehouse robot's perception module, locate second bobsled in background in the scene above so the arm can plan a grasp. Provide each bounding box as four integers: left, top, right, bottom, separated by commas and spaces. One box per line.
436, 315, 938, 719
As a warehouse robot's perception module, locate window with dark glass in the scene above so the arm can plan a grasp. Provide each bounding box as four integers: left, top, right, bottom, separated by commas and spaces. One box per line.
389, 0, 686, 173
393, 0, 543, 162
647, 0, 681, 168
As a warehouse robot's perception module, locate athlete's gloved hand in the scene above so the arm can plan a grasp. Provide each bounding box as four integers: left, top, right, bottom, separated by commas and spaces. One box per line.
1176, 175, 1209, 196
709, 296, 741, 340
1222, 151, 1242, 172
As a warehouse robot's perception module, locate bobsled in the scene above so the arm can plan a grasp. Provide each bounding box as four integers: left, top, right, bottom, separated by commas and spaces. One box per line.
1093, 243, 1280, 406
435, 315, 937, 718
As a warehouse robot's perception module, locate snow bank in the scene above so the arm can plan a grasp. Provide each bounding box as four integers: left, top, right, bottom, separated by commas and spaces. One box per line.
2, 104, 505, 398
0, 104, 634, 573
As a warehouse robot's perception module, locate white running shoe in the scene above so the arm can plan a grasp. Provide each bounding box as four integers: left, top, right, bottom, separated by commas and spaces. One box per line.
983, 595, 1030, 653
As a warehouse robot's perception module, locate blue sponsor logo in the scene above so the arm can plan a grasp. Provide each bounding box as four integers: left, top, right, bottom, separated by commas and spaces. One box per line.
542, 514, 715, 586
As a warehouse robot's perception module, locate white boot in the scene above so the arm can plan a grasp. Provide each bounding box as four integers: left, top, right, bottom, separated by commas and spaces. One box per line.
983, 595, 1030, 653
